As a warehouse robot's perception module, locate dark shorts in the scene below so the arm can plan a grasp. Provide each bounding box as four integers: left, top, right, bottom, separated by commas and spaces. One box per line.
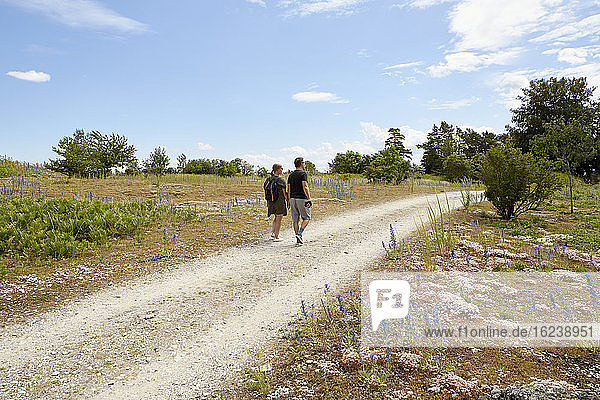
267, 195, 287, 216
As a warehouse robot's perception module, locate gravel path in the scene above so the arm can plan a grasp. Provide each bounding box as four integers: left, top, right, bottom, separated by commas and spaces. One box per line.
0, 192, 464, 400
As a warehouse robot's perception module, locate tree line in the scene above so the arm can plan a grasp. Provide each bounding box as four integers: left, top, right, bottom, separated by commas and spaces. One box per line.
329, 76, 600, 218
47, 76, 599, 219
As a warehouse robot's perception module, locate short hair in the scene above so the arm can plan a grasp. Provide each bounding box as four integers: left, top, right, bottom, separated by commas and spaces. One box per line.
272, 163, 283, 173
294, 157, 304, 168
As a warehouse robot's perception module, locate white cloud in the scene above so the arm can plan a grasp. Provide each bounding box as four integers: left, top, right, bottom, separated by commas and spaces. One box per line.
197, 142, 214, 151
283, 0, 365, 16
247, 0, 267, 6
448, 0, 552, 52
428, 48, 521, 77
406, 0, 457, 8
242, 153, 288, 169
6, 70, 51, 82
383, 61, 423, 70
359, 121, 387, 144
6, 0, 148, 33
356, 48, 370, 57
428, 96, 480, 110
494, 61, 600, 110
494, 69, 534, 109
532, 13, 600, 43
292, 91, 350, 103
542, 46, 600, 65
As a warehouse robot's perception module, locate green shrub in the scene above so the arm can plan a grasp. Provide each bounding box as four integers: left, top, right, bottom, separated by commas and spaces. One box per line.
443, 154, 473, 182
364, 147, 411, 184
480, 146, 561, 220
568, 215, 600, 252
0, 166, 15, 178
0, 198, 190, 259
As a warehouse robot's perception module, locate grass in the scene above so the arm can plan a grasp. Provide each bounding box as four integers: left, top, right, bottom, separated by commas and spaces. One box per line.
0, 165, 450, 325
223, 182, 600, 399
0, 197, 194, 259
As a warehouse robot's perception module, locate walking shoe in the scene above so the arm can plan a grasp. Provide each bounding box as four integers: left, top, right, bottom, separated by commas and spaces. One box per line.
270, 232, 275, 240
296, 233, 303, 245
273, 237, 283, 242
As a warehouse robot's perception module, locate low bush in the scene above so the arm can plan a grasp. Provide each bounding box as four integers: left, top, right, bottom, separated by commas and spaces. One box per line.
0, 198, 193, 259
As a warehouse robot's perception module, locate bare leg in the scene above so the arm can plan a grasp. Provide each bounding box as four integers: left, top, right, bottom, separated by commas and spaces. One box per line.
273, 214, 283, 238
300, 219, 310, 230
293, 221, 299, 234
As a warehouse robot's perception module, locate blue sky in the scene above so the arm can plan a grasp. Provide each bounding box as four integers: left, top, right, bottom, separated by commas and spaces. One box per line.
2, 0, 600, 171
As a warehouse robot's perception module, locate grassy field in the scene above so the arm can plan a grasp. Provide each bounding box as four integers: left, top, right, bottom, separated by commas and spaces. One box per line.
0, 158, 466, 325
229, 181, 600, 399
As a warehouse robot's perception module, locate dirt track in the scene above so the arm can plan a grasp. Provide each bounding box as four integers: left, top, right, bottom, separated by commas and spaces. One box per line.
0, 192, 464, 400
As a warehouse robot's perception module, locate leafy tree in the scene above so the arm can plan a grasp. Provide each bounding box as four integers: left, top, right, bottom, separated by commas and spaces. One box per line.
184, 159, 213, 175
177, 154, 187, 173
125, 159, 140, 175
304, 160, 318, 174
47, 129, 91, 177
507, 77, 599, 180
48, 129, 135, 178
532, 119, 597, 213
144, 147, 170, 185
479, 145, 561, 220
364, 147, 411, 184
256, 167, 269, 177
215, 160, 236, 177
230, 158, 254, 175
88, 131, 136, 178
385, 128, 412, 160
329, 151, 371, 174
443, 154, 473, 182
417, 122, 456, 174
457, 128, 505, 160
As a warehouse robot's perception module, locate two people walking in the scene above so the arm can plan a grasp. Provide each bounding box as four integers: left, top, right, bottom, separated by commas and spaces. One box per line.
265, 157, 312, 245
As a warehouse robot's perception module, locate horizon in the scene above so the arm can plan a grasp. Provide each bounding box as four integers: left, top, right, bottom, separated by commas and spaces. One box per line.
2, 0, 599, 171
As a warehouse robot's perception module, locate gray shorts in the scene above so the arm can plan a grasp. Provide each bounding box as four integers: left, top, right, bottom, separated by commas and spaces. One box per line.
290, 198, 311, 222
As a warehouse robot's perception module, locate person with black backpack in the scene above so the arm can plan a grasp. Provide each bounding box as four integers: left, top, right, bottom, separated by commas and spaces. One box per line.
264, 163, 289, 241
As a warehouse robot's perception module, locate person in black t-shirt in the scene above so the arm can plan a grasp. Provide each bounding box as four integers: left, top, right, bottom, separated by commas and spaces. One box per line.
287, 157, 312, 245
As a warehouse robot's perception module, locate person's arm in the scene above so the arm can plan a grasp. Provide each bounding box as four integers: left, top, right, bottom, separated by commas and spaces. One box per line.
281, 180, 289, 204
286, 183, 291, 208
302, 180, 311, 201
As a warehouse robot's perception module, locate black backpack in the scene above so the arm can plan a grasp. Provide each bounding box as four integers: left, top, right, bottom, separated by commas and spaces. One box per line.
264, 176, 280, 202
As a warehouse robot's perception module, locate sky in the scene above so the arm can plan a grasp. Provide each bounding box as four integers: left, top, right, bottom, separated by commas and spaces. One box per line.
1, 0, 600, 171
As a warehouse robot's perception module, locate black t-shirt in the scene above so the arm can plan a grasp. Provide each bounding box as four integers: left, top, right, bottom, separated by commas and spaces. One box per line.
287, 170, 308, 199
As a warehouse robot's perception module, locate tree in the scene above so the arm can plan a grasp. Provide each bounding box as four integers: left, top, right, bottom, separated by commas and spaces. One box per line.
177, 154, 187, 173
230, 158, 254, 175
125, 159, 140, 175
144, 147, 170, 185
479, 145, 561, 220
256, 167, 269, 177
47, 129, 91, 177
88, 131, 136, 178
417, 122, 456, 174
215, 160, 236, 177
184, 159, 213, 175
385, 128, 412, 160
364, 147, 411, 184
443, 154, 473, 182
304, 160, 318, 174
507, 77, 599, 180
532, 119, 597, 213
48, 129, 135, 178
329, 151, 371, 174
